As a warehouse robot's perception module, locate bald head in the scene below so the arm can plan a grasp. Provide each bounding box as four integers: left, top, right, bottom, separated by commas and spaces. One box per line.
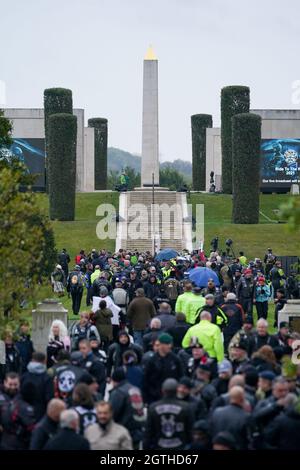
47, 398, 67, 422
229, 386, 245, 406
229, 374, 245, 389
200, 311, 212, 322
159, 303, 171, 314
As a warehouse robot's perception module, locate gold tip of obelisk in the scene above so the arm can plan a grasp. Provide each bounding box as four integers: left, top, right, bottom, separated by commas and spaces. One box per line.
144, 45, 157, 60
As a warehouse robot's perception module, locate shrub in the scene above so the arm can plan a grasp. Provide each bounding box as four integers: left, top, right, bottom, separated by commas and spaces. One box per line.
232, 113, 261, 224
48, 113, 77, 221
221, 86, 250, 193
44, 88, 73, 191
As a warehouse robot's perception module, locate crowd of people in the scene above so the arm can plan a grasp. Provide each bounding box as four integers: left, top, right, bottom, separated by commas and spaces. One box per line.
1, 246, 300, 451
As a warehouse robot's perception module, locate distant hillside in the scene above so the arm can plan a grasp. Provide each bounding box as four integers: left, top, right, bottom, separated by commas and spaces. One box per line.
160, 159, 192, 182
108, 147, 192, 181
108, 147, 141, 173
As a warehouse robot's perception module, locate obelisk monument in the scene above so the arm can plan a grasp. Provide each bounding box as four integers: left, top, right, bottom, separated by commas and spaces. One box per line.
141, 46, 159, 186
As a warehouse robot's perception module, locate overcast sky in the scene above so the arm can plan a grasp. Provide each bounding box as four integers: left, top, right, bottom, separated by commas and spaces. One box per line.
1, 0, 300, 161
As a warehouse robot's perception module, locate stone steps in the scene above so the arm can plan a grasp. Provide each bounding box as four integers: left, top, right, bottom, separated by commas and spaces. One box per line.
116, 190, 192, 253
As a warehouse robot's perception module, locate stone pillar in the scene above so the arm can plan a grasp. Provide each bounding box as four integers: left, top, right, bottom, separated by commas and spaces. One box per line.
278, 299, 300, 332
141, 46, 159, 186
32, 299, 68, 353
88, 118, 108, 190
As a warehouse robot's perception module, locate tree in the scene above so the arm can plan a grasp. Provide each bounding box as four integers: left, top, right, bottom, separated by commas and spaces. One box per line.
123, 166, 141, 190
191, 114, 212, 190
107, 169, 119, 190
279, 196, 300, 231
88, 118, 108, 190
48, 113, 77, 221
44, 88, 73, 191
221, 86, 250, 193
159, 166, 187, 191
0, 166, 56, 329
232, 113, 261, 224
0, 109, 13, 151
108, 166, 141, 190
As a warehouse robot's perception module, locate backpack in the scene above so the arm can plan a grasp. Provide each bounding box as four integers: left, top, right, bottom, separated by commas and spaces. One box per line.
70, 272, 84, 289
266, 253, 275, 264
74, 324, 91, 348
74, 406, 97, 434
164, 279, 178, 300
127, 385, 145, 424
56, 366, 77, 395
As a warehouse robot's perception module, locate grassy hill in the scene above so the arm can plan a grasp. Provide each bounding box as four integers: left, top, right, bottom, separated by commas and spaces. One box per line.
36, 192, 300, 260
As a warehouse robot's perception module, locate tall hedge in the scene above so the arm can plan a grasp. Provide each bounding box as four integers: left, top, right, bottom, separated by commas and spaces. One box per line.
232, 113, 261, 224
191, 114, 213, 191
88, 118, 108, 190
221, 86, 250, 193
44, 88, 73, 191
48, 113, 77, 221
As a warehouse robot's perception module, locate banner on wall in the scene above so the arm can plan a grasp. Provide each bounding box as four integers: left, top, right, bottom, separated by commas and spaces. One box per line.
0, 138, 45, 189
261, 138, 300, 189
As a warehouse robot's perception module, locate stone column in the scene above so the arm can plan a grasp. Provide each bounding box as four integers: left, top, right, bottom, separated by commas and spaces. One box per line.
32, 299, 68, 353
141, 46, 159, 186
88, 118, 108, 190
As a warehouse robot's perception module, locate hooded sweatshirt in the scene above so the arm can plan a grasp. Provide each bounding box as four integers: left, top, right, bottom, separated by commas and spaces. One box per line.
21, 361, 54, 420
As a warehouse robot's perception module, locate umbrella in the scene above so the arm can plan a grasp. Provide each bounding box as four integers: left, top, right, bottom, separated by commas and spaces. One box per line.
188, 267, 220, 288
156, 248, 178, 261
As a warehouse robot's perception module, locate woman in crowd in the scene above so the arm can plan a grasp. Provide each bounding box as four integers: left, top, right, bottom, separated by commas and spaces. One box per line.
47, 320, 70, 368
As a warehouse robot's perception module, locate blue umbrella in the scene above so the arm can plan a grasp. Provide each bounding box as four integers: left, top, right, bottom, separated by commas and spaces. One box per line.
188, 267, 220, 288
156, 248, 178, 261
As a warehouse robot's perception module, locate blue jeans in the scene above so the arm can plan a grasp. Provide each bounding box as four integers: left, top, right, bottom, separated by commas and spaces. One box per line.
133, 330, 145, 347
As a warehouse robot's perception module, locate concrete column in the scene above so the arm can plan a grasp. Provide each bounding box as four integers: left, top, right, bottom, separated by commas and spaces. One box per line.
32, 299, 68, 353
141, 47, 159, 186
84, 127, 95, 191
88, 118, 108, 190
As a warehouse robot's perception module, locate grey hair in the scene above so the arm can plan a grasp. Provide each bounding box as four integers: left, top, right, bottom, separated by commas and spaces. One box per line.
256, 318, 268, 327
150, 318, 161, 329
200, 311, 212, 321
60, 409, 79, 429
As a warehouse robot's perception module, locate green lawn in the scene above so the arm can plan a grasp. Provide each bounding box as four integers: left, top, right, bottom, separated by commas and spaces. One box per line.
188, 193, 300, 259
37, 192, 119, 258
37, 191, 300, 260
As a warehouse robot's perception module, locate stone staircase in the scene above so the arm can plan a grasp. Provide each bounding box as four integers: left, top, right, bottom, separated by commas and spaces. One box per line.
116, 189, 193, 253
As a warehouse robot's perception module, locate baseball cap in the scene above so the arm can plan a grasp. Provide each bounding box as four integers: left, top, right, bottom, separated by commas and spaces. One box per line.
178, 377, 194, 389
158, 333, 173, 344
259, 370, 276, 381
226, 293, 236, 301
218, 359, 233, 374
205, 294, 214, 300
